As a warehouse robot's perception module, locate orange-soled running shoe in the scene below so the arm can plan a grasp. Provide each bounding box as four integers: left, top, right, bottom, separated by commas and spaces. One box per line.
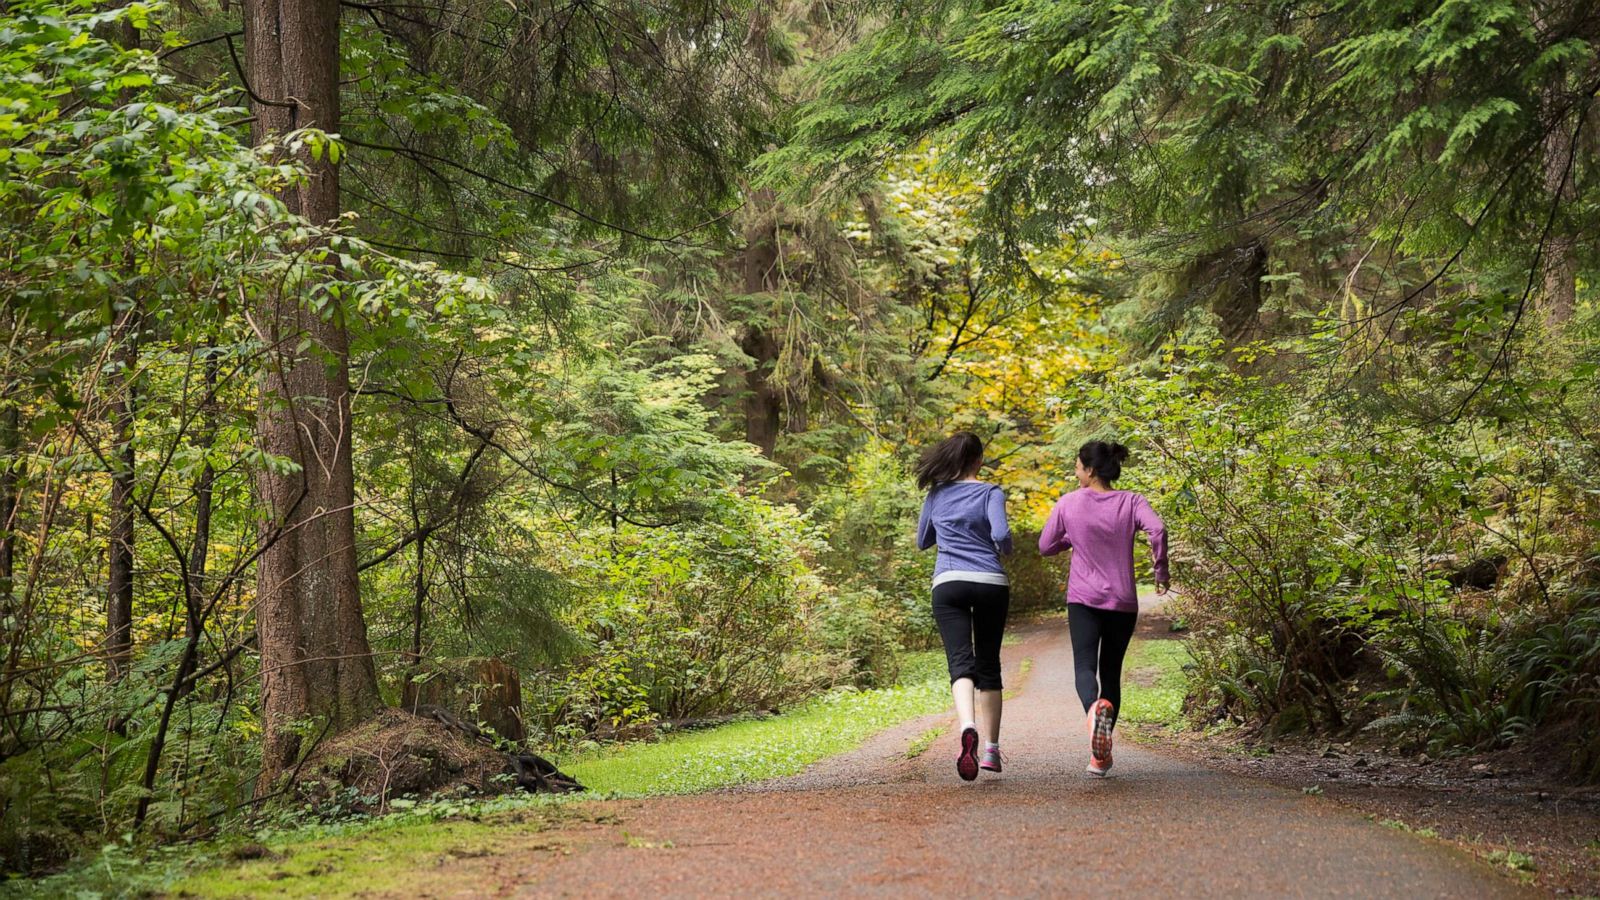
1086, 698, 1115, 776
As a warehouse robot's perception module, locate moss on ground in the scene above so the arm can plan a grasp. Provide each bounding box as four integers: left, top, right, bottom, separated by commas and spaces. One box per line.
173, 809, 571, 898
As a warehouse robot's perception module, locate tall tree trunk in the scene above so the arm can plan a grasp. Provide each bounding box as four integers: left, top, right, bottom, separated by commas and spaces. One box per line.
103, 0, 144, 687
0, 402, 16, 624
1213, 240, 1267, 345
0, 309, 18, 618
740, 213, 782, 457
739, 9, 783, 457
1541, 119, 1578, 327
408, 448, 426, 665
0, 309, 22, 727
186, 347, 219, 644
246, 0, 380, 789
106, 303, 137, 681
1536, 3, 1580, 328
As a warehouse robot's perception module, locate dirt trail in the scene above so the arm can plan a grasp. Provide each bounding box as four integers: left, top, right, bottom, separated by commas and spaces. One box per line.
429, 622, 1532, 898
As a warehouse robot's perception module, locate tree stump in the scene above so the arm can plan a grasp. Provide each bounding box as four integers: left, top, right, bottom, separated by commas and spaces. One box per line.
401, 657, 525, 743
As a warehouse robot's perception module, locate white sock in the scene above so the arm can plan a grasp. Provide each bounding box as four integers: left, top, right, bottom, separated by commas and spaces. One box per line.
960, 721, 976, 733
985, 742, 999, 751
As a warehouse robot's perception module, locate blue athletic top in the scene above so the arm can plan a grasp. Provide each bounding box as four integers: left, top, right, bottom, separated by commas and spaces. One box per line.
916, 481, 1013, 587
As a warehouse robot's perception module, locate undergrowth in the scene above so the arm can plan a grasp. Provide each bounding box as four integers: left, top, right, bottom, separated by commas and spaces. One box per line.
12, 651, 950, 898
1118, 639, 1192, 729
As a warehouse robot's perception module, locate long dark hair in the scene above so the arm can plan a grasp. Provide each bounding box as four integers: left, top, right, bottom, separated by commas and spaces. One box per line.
1079, 440, 1130, 483
916, 432, 984, 490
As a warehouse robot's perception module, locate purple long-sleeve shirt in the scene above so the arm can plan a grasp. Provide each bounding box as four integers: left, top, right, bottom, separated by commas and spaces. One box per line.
1038, 489, 1168, 612
917, 481, 1013, 586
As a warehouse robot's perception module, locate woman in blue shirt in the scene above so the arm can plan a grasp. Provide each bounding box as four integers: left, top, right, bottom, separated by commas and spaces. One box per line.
916, 431, 1013, 780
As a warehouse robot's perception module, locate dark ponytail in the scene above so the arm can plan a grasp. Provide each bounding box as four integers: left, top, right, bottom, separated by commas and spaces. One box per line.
916, 432, 984, 490
1078, 440, 1130, 484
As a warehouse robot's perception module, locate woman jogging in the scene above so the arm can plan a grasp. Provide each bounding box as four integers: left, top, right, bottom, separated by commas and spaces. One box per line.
1039, 440, 1168, 776
915, 431, 1013, 781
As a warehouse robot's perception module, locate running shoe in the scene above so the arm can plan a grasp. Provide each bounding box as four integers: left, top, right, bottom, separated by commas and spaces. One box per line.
956, 726, 980, 781
980, 746, 1003, 773
1087, 698, 1115, 776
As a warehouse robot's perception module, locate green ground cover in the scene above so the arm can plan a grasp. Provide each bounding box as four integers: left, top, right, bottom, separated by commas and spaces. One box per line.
1119, 639, 1192, 729
17, 651, 951, 898
558, 649, 948, 795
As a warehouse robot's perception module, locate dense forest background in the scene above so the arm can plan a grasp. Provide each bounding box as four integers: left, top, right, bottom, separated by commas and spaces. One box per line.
2, 0, 1598, 876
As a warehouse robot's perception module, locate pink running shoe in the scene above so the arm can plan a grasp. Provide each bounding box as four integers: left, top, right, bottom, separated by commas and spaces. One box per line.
956, 726, 980, 781
980, 746, 1003, 773
1087, 698, 1115, 776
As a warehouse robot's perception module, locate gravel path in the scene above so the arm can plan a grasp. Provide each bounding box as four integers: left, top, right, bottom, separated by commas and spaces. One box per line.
434, 621, 1531, 898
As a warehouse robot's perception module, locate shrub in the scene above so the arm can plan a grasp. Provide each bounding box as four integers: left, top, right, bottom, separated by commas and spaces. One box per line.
531, 498, 829, 740
1071, 337, 1600, 775
808, 443, 937, 660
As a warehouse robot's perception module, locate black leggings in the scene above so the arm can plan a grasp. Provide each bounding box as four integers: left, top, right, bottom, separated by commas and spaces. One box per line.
1068, 602, 1138, 725
932, 581, 1010, 691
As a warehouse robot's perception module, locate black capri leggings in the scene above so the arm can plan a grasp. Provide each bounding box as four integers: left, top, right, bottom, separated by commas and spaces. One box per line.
1068, 602, 1138, 725
932, 581, 1010, 691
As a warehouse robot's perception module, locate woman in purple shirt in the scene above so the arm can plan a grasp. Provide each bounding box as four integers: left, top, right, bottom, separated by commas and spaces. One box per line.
915, 431, 1013, 781
1039, 441, 1168, 776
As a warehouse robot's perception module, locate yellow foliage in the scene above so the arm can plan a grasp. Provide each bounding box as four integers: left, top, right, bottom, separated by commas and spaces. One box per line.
861, 145, 1118, 526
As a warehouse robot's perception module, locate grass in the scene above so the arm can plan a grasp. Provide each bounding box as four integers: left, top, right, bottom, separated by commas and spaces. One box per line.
559, 651, 948, 795
1486, 847, 1538, 882
18, 650, 953, 898
1376, 817, 1441, 840
172, 805, 576, 898
1118, 638, 1191, 729
11, 795, 586, 899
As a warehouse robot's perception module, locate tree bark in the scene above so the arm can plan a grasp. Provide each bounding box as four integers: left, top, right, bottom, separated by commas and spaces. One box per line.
0, 311, 22, 731
1533, 1, 1584, 328
0, 403, 17, 623
408, 451, 426, 665
106, 303, 137, 681
1213, 240, 1267, 344
737, 9, 784, 458
402, 659, 525, 743
0, 307, 18, 621
104, 21, 145, 685
185, 348, 219, 644
739, 195, 782, 456
246, 0, 380, 789
1541, 118, 1578, 327
740, 334, 781, 457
